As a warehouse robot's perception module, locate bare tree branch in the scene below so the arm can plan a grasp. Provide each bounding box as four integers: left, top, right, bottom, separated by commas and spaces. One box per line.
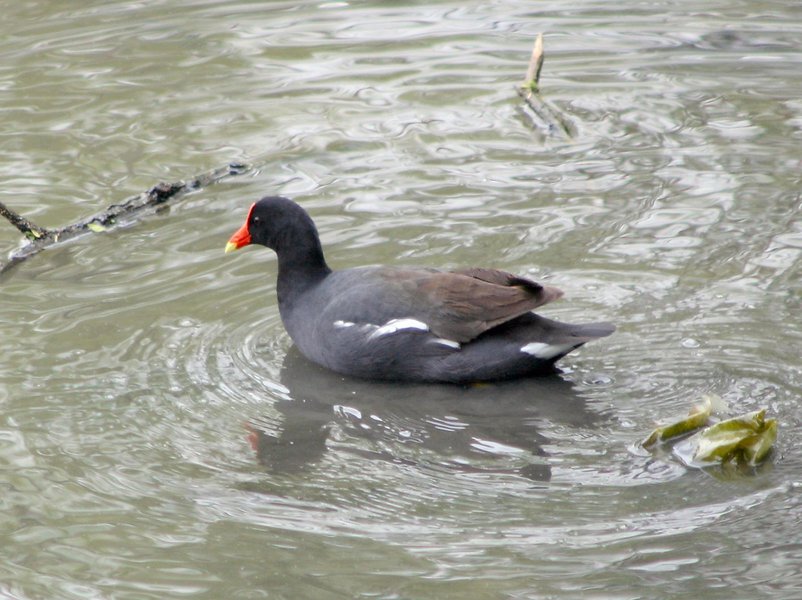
1, 161, 249, 275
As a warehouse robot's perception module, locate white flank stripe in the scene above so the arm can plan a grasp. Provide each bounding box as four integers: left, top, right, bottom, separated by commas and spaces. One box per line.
520, 342, 575, 359
368, 318, 429, 340
333, 320, 356, 328
431, 338, 461, 350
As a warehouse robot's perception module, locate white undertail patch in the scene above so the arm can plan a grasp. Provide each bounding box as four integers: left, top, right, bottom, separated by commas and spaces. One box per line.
520, 342, 577, 360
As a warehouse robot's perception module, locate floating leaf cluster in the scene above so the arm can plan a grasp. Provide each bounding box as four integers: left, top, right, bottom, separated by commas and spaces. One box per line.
641, 396, 777, 469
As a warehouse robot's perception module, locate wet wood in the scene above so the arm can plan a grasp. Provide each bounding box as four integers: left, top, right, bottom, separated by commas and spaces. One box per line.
0, 203, 49, 242
523, 32, 545, 93
0, 161, 249, 274
516, 33, 574, 138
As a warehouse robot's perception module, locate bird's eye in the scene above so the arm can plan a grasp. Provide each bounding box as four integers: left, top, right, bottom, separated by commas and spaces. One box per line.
252, 216, 261, 224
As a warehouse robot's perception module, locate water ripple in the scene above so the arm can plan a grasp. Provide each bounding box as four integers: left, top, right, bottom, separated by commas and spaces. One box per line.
3, 0, 802, 597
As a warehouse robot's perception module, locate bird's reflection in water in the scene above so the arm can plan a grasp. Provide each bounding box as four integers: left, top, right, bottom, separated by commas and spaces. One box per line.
247, 349, 608, 483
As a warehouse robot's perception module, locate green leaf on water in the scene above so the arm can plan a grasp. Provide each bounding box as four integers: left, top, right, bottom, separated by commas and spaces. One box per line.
642, 398, 778, 469
689, 409, 777, 467
641, 396, 716, 448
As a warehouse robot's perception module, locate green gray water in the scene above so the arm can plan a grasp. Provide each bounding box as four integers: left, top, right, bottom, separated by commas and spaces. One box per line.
2, 1, 801, 598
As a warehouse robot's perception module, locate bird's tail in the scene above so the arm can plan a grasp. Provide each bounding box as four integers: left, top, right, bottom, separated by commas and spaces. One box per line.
502, 314, 615, 362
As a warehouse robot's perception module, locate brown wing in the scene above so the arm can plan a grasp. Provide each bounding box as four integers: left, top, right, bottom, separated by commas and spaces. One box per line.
399, 268, 563, 343
450, 268, 549, 293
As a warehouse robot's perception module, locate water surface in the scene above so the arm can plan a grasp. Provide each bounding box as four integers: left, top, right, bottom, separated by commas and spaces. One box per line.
1, 1, 801, 598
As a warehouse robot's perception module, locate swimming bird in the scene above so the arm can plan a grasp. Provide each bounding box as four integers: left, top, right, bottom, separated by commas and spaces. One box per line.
225, 196, 614, 383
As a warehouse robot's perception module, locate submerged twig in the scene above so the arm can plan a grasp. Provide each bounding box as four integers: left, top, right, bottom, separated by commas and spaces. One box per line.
1, 161, 249, 274
515, 33, 574, 138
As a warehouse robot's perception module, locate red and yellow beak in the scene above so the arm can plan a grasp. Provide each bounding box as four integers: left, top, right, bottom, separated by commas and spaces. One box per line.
224, 203, 255, 253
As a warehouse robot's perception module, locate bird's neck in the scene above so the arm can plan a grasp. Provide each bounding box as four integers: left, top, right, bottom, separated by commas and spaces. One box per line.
275, 242, 331, 309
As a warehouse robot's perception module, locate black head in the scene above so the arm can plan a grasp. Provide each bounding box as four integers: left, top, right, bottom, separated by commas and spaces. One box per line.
225, 196, 321, 253
225, 196, 330, 281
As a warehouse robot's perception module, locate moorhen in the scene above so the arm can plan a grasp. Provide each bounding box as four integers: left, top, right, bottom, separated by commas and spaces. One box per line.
225, 196, 614, 383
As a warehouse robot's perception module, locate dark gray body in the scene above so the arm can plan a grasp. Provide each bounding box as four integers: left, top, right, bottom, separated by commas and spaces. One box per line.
279, 266, 613, 383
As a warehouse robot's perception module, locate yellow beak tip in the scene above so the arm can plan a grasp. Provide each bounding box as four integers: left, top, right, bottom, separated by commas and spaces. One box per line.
224, 241, 239, 254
